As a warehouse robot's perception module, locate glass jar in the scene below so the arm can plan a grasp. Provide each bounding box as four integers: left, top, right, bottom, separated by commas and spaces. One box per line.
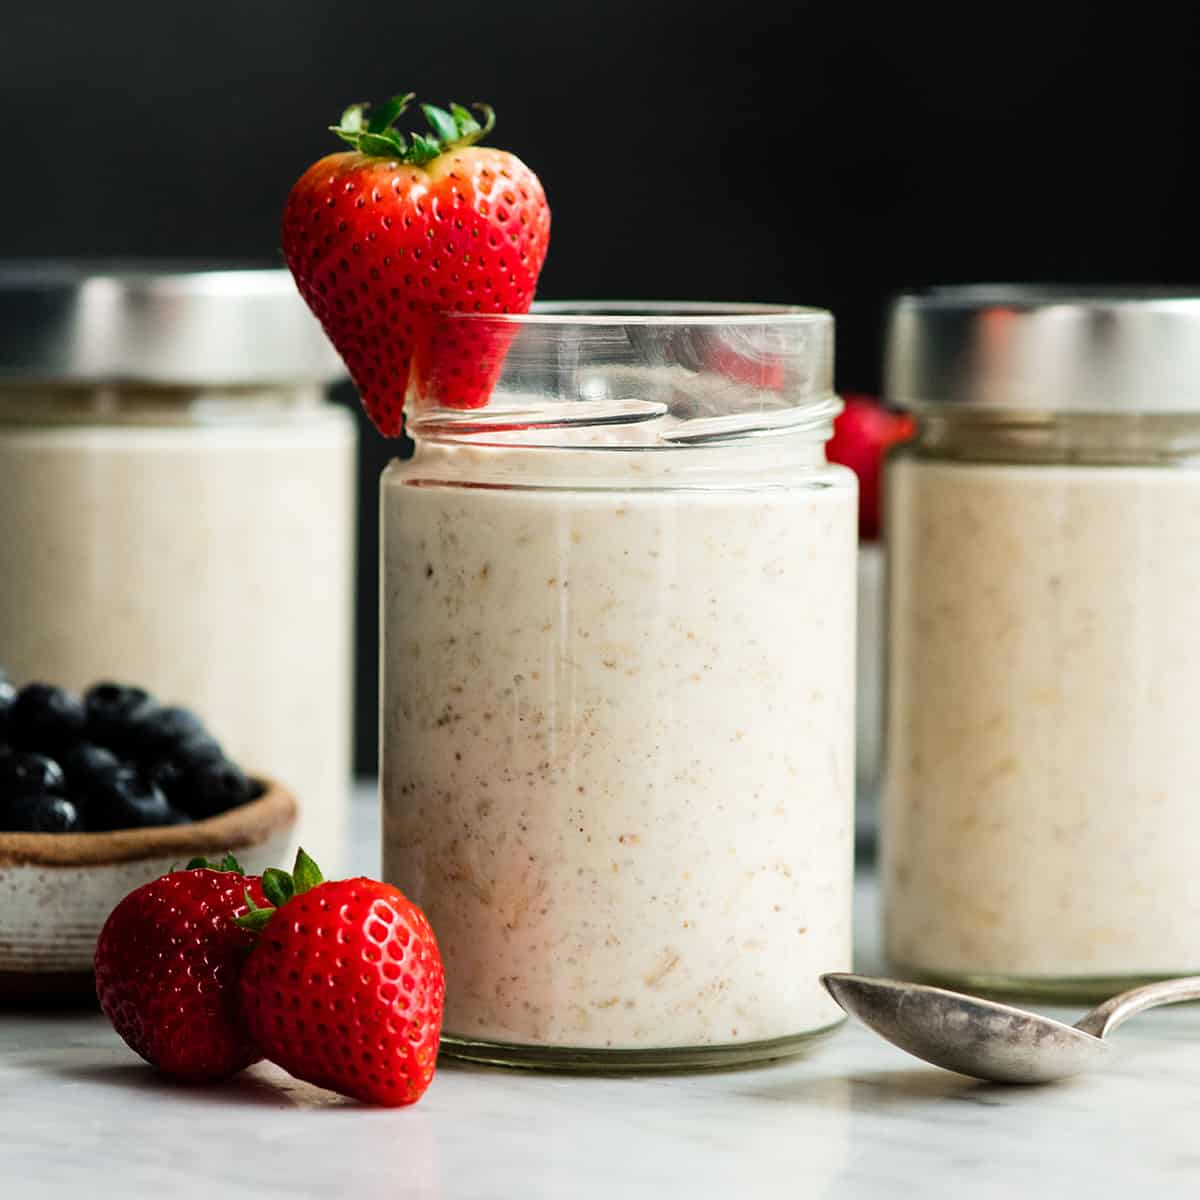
882, 286, 1200, 1000
0, 265, 356, 867
381, 303, 856, 1068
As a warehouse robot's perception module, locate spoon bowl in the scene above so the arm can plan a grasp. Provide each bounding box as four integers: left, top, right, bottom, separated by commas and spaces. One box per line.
822, 971, 1200, 1084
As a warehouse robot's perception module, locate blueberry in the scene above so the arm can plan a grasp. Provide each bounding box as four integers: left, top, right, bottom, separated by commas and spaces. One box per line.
144, 757, 184, 798
124, 705, 209, 760
146, 734, 224, 800
174, 732, 225, 765
80, 765, 176, 831
175, 759, 254, 820
0, 792, 82, 833
84, 682, 157, 750
10, 684, 86, 751
57, 741, 121, 788
0, 751, 66, 797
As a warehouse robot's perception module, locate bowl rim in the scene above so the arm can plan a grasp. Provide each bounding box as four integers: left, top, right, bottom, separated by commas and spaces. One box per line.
0, 777, 296, 868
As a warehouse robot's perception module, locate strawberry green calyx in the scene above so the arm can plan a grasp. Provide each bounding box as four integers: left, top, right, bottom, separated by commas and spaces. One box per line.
236, 847, 325, 932
181, 853, 245, 874
329, 92, 497, 165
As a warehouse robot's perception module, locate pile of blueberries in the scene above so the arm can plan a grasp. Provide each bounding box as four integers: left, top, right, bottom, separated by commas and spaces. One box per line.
0, 668, 261, 833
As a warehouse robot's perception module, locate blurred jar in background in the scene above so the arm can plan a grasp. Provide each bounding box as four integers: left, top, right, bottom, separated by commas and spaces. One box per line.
0, 264, 356, 867
883, 286, 1200, 998
826, 394, 913, 852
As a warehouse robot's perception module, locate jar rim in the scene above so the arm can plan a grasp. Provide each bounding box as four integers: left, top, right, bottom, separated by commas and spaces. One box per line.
409, 300, 836, 445
442, 300, 832, 327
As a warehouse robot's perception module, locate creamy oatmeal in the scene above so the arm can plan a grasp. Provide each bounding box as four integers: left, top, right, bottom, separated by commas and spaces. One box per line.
382, 439, 855, 1052
884, 457, 1200, 981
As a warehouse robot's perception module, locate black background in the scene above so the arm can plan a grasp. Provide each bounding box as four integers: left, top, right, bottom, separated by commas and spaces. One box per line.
6, 2, 1199, 770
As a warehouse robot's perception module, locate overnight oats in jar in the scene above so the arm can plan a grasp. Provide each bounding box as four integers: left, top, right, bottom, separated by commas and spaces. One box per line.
0, 265, 356, 866
882, 286, 1200, 999
382, 303, 856, 1067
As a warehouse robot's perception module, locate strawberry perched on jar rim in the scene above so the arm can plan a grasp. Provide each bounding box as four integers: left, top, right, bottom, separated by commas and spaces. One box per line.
281, 92, 551, 435
236, 849, 445, 1107
94, 855, 268, 1083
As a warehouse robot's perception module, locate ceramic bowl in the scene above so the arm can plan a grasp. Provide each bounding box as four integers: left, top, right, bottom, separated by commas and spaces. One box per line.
0, 779, 296, 998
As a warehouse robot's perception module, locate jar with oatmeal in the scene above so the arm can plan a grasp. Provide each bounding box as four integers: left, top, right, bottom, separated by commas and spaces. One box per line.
382, 303, 856, 1068
882, 285, 1200, 999
0, 264, 356, 866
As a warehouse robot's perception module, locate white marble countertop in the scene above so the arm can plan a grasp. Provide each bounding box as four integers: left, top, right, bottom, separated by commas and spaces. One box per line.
3, 784, 1197, 1198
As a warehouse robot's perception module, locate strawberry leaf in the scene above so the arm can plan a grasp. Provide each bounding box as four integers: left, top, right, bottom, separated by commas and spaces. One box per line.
358, 130, 407, 158
237, 908, 275, 933
181, 854, 244, 873
262, 867, 294, 909
369, 92, 414, 133
291, 847, 324, 895
421, 103, 459, 144
407, 132, 443, 164
467, 102, 496, 142
236, 886, 277, 932
330, 104, 372, 148
339, 104, 367, 133
450, 103, 481, 138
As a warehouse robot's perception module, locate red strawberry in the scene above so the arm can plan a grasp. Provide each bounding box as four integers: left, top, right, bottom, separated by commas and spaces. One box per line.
281, 93, 550, 435
826, 394, 915, 540
94, 855, 267, 1082
237, 850, 445, 1108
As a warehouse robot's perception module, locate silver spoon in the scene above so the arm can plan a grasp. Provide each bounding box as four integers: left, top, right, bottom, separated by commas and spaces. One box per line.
821, 972, 1200, 1083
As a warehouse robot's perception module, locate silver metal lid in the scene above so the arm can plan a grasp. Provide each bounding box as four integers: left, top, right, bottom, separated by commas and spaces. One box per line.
886, 285, 1200, 414
0, 262, 346, 387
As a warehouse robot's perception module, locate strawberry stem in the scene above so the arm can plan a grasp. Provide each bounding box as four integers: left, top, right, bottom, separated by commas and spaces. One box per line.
328, 93, 496, 164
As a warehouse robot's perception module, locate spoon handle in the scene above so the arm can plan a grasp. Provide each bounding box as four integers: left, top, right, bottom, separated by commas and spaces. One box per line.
1074, 975, 1200, 1039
